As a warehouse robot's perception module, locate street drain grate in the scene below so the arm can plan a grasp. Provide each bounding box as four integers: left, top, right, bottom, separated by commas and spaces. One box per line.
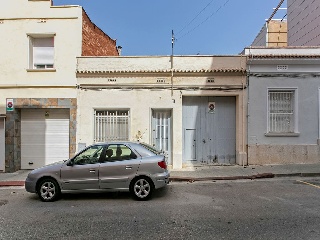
0, 200, 8, 206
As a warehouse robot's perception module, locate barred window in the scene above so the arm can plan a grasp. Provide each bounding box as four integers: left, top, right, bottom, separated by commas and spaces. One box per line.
94, 110, 129, 142
268, 90, 295, 133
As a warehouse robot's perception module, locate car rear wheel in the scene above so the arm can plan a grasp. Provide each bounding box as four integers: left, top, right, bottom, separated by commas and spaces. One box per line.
130, 177, 154, 201
37, 178, 61, 202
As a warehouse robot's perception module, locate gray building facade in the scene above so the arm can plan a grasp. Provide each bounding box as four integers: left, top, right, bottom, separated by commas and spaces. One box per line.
288, 0, 320, 46
245, 47, 320, 165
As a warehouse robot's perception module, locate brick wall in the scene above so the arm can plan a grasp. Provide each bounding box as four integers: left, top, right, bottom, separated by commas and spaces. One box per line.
82, 9, 119, 56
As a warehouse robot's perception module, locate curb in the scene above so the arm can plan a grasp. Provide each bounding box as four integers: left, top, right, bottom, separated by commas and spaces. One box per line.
1, 172, 320, 186
170, 172, 320, 182
0, 181, 25, 187
169, 173, 275, 182
274, 172, 320, 178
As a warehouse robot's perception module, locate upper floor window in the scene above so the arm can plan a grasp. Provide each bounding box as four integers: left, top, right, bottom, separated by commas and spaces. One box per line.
268, 90, 297, 134
29, 36, 54, 69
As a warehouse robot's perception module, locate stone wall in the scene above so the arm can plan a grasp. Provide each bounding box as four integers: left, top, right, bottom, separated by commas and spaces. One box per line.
5, 98, 77, 172
248, 145, 320, 165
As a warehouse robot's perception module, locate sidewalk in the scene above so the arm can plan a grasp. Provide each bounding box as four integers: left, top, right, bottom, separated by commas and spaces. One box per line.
170, 163, 320, 181
0, 163, 320, 187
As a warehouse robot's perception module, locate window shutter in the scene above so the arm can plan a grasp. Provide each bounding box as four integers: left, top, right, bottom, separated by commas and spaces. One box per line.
33, 37, 54, 65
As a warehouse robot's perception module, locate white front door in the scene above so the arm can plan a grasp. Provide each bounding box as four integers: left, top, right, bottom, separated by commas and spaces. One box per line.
151, 109, 172, 164
21, 109, 69, 169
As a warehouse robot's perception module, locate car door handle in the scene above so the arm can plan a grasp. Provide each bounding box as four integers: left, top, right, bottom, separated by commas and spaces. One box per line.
125, 166, 132, 170
89, 169, 96, 173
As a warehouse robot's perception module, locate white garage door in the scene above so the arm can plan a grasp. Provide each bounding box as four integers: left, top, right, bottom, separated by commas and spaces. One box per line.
0, 118, 5, 171
21, 109, 69, 169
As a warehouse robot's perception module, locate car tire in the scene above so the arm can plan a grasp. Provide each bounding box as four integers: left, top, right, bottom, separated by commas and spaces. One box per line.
37, 178, 61, 202
130, 177, 154, 201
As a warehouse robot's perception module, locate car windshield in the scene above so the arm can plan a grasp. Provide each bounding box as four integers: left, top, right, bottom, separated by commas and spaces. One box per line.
140, 143, 161, 155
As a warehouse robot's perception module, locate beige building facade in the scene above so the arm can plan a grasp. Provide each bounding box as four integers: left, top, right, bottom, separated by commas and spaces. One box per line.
0, 0, 118, 172
76, 56, 248, 169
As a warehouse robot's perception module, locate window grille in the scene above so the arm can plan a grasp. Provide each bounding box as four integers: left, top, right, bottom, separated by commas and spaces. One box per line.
94, 110, 129, 142
268, 91, 295, 133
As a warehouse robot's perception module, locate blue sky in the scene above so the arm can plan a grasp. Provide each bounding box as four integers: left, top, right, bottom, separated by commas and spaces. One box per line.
54, 0, 287, 56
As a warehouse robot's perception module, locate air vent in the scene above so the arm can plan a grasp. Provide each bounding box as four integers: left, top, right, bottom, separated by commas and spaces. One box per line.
277, 65, 288, 71
157, 78, 166, 83
207, 78, 215, 83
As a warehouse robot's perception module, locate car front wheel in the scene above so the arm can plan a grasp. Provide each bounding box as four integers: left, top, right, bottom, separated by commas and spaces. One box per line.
37, 178, 61, 202
130, 177, 154, 201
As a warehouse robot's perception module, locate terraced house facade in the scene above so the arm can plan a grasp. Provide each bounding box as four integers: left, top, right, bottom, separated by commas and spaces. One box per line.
0, 0, 118, 172
76, 56, 248, 169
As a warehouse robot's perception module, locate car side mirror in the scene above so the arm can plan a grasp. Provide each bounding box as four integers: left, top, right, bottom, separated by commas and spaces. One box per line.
67, 160, 74, 166
130, 152, 137, 159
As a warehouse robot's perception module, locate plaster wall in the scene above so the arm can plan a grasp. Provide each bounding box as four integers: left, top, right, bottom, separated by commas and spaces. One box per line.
77, 89, 183, 168
77, 87, 247, 169
248, 75, 320, 145
77, 56, 247, 169
77, 56, 246, 72
0, 0, 82, 94
248, 74, 320, 164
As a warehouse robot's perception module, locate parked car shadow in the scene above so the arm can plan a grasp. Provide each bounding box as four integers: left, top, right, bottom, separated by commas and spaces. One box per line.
25, 187, 169, 202
62, 187, 169, 201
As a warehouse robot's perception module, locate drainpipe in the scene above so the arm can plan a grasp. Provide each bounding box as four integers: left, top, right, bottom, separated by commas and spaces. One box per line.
242, 73, 246, 167
246, 50, 253, 167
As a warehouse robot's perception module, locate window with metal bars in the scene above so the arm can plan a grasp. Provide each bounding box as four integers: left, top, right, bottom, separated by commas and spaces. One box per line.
268, 90, 295, 133
94, 110, 130, 142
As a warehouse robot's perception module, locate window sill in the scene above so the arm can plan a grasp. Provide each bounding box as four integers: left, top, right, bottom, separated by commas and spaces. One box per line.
265, 132, 300, 137
26, 69, 56, 72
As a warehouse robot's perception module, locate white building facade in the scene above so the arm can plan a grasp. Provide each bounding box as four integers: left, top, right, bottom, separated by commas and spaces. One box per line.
76, 56, 248, 169
0, 0, 118, 172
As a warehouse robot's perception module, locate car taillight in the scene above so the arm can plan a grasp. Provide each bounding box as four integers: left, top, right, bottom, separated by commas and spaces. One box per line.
158, 160, 167, 169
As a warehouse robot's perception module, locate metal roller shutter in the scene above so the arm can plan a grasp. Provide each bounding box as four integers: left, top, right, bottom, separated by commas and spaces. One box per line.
21, 109, 69, 169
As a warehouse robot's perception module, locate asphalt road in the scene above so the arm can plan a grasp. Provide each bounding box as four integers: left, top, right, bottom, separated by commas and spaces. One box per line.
1, 177, 320, 240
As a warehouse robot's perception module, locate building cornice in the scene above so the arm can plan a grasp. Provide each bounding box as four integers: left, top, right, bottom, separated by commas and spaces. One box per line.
76, 68, 246, 76
249, 54, 320, 59
0, 85, 76, 89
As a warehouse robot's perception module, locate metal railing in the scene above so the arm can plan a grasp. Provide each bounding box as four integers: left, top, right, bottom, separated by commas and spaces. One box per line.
269, 91, 294, 133
94, 110, 129, 142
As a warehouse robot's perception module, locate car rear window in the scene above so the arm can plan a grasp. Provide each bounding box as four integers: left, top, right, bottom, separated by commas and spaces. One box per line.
140, 143, 161, 155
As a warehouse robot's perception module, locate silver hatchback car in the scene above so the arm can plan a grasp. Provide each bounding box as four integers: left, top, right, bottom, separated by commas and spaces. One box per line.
25, 142, 170, 202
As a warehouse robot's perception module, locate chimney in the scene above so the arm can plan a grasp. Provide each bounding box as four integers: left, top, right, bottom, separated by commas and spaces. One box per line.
117, 46, 122, 56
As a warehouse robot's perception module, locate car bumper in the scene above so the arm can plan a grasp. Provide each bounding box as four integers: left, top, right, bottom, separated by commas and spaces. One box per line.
25, 177, 37, 193
153, 171, 170, 189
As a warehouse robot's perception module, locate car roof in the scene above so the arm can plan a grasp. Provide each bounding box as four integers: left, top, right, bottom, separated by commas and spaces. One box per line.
93, 141, 141, 146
